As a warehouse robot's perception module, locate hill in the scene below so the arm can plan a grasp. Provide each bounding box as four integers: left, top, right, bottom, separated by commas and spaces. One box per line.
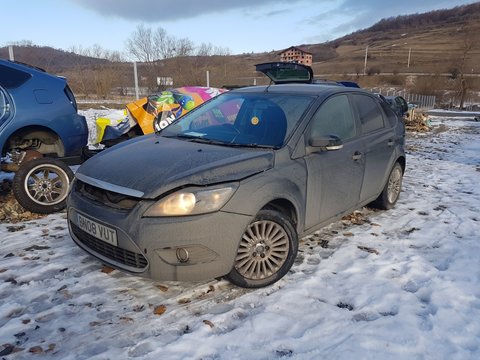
309, 2, 480, 76
0, 45, 107, 72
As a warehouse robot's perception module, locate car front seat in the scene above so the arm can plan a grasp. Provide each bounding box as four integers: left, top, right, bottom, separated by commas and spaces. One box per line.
243, 103, 287, 147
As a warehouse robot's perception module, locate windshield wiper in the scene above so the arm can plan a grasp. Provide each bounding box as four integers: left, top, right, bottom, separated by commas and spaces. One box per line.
227, 143, 278, 149
163, 134, 278, 149
167, 133, 229, 146
162, 133, 203, 140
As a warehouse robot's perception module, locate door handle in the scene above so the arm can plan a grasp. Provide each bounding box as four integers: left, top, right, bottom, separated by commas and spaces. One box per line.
387, 139, 395, 146
352, 151, 362, 161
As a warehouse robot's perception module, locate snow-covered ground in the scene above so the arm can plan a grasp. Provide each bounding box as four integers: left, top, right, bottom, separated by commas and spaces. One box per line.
1, 116, 479, 359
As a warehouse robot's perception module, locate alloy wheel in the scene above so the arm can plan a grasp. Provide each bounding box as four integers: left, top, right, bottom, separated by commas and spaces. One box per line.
234, 220, 290, 280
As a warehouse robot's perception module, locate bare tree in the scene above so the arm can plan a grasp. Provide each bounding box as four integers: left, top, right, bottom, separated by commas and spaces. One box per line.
175, 38, 194, 57
126, 24, 192, 62
90, 44, 104, 59
126, 24, 155, 62
456, 32, 475, 109
94, 66, 116, 99
213, 45, 231, 56
104, 50, 124, 62
196, 42, 214, 56
153, 27, 174, 59
8, 40, 34, 47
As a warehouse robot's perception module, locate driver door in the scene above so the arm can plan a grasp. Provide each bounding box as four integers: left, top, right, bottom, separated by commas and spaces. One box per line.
304, 94, 364, 229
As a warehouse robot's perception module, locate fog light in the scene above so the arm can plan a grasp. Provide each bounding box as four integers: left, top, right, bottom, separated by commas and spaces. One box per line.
176, 248, 189, 263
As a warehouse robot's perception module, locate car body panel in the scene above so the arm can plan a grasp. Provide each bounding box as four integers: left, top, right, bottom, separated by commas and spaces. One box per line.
77, 133, 274, 199
304, 136, 364, 228
0, 60, 88, 158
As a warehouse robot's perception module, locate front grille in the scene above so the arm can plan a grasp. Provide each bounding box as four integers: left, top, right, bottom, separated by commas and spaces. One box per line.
75, 180, 139, 210
71, 222, 148, 269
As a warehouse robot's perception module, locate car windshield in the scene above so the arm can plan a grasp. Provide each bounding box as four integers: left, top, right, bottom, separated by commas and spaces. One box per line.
161, 92, 315, 148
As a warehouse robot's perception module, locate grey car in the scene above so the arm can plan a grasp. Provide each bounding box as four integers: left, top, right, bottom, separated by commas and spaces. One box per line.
67, 63, 405, 288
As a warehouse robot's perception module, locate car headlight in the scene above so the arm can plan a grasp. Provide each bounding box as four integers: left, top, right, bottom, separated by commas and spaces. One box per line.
144, 185, 237, 217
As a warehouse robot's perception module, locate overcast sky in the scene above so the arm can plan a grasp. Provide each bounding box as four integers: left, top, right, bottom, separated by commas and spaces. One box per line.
1, 0, 477, 56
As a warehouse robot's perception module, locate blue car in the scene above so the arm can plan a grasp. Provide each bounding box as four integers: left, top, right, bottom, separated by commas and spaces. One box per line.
0, 59, 88, 213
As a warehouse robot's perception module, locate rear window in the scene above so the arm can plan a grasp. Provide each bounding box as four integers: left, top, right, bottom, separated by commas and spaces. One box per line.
256, 62, 313, 84
64, 84, 78, 111
0, 64, 32, 89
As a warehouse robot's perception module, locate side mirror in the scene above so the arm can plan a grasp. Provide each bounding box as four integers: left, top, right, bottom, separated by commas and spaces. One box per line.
308, 135, 343, 153
398, 98, 408, 114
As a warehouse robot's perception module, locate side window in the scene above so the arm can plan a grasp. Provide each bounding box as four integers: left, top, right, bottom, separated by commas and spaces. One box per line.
379, 100, 398, 127
353, 94, 385, 133
309, 95, 356, 141
0, 89, 10, 124
0, 64, 32, 89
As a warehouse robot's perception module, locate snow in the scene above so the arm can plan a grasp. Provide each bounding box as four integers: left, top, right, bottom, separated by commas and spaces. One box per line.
1, 116, 480, 359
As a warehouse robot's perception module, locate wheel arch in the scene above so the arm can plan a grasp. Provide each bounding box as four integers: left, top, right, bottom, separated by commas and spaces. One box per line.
396, 155, 406, 173
3, 125, 65, 157
261, 198, 298, 228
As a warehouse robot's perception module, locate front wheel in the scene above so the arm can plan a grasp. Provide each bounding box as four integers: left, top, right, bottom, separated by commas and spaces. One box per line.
12, 158, 74, 214
226, 209, 298, 288
371, 162, 403, 210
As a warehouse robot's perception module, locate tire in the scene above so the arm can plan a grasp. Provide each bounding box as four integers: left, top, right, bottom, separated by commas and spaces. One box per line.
371, 162, 403, 210
226, 209, 298, 288
12, 158, 74, 214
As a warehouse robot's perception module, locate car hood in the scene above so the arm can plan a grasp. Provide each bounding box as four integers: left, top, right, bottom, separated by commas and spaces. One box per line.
77, 134, 274, 199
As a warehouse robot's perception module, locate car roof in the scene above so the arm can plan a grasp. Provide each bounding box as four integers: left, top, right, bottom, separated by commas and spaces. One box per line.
230, 83, 371, 97
0, 59, 65, 89
0, 59, 46, 74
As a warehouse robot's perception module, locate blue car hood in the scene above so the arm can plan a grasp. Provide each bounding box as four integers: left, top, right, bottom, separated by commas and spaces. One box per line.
77, 134, 274, 199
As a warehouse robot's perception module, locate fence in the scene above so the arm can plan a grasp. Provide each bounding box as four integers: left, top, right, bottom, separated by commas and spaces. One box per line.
371, 88, 436, 110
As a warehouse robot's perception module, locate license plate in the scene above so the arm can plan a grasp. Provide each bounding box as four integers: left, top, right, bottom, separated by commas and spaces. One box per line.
77, 213, 118, 246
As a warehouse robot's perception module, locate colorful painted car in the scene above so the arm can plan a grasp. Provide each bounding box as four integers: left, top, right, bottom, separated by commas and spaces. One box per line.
96, 87, 227, 145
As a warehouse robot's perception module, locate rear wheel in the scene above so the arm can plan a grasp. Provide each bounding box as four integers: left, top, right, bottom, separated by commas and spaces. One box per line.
226, 209, 298, 288
371, 162, 403, 210
12, 157, 74, 214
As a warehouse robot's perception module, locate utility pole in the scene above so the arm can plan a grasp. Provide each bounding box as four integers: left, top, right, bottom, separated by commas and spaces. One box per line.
363, 45, 369, 75
8, 46, 14, 61
407, 48, 411, 68
133, 61, 139, 100
206, 70, 210, 87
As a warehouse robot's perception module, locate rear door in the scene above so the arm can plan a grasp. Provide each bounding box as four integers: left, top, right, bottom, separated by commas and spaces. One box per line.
351, 94, 396, 202
303, 94, 364, 229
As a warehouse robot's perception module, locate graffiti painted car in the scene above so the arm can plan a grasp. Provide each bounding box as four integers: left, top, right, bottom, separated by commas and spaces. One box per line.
94, 87, 227, 145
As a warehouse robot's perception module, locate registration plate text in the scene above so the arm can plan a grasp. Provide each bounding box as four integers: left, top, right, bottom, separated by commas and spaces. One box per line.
77, 213, 118, 246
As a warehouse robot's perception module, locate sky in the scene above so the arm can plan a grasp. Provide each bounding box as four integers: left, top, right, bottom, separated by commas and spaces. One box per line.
1, 0, 478, 56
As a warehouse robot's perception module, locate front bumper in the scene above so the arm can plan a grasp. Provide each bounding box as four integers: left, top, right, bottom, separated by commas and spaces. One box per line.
67, 189, 253, 282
